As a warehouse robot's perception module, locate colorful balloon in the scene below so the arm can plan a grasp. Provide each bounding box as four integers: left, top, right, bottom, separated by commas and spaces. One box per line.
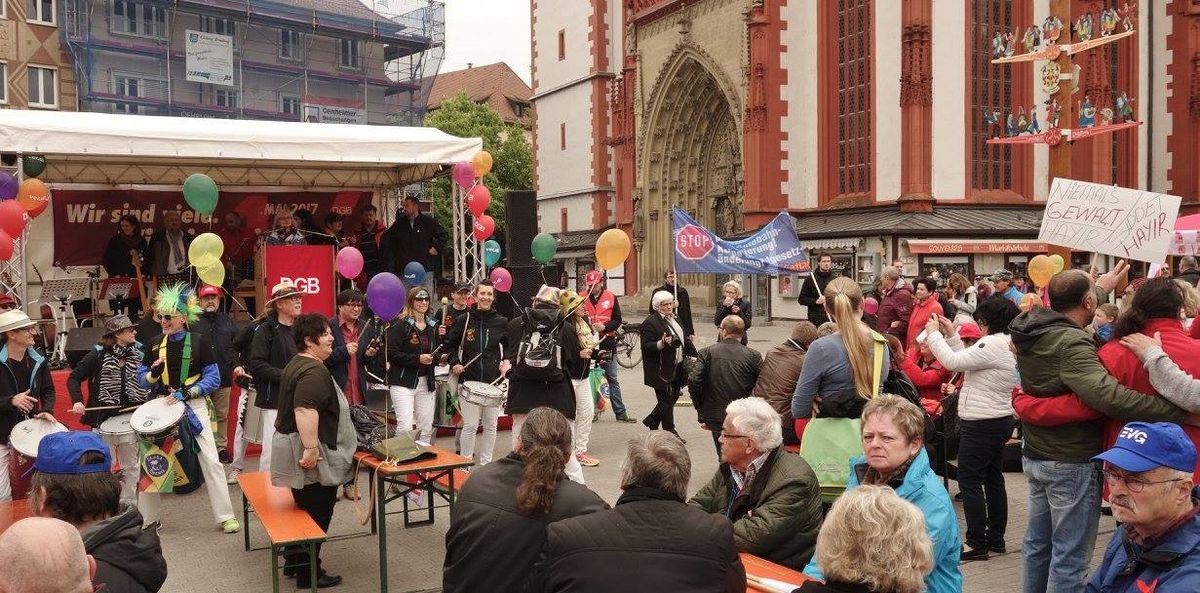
1028, 254, 1055, 288
0, 200, 26, 238
467, 185, 491, 217
1048, 253, 1065, 274
595, 228, 632, 270
1019, 292, 1042, 313
402, 261, 426, 286
187, 232, 224, 268
22, 155, 46, 178
489, 267, 512, 293
367, 272, 406, 321
17, 179, 50, 217
196, 261, 225, 287
472, 214, 496, 241
452, 161, 476, 189
472, 151, 493, 177
483, 239, 502, 267
0, 173, 18, 200
183, 173, 219, 215
0, 231, 12, 261
336, 247, 364, 279
531, 233, 557, 264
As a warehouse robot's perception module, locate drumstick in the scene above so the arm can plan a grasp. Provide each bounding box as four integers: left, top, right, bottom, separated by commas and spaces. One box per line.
83, 405, 123, 412
489, 375, 505, 386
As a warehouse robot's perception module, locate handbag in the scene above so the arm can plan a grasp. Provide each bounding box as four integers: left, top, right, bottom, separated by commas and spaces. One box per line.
370, 432, 437, 464
589, 366, 610, 411
798, 418, 863, 504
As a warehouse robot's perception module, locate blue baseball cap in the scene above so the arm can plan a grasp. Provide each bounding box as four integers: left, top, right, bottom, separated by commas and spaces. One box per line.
27, 431, 113, 477
1093, 422, 1197, 473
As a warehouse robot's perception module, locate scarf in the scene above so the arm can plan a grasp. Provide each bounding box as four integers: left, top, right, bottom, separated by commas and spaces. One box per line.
664, 314, 685, 364
862, 454, 915, 488
96, 345, 152, 407
575, 316, 598, 351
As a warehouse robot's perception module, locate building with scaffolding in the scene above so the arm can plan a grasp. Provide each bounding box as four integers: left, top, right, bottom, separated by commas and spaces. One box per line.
59, 0, 445, 125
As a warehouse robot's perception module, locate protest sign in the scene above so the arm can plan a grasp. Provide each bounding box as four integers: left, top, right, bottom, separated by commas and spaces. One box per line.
1038, 178, 1181, 263
672, 208, 809, 274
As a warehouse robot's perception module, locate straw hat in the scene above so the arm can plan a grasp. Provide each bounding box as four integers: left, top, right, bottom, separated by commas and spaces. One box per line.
0, 310, 35, 334
265, 280, 306, 306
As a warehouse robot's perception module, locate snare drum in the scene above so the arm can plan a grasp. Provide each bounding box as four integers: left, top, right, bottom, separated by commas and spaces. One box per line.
8, 418, 67, 498
131, 398, 185, 444
97, 413, 137, 446
460, 381, 505, 408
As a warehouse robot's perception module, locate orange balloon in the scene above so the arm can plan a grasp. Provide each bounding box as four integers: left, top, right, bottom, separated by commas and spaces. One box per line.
595, 229, 632, 270
472, 151, 493, 177
1020, 292, 1041, 312
17, 179, 50, 218
1028, 254, 1054, 288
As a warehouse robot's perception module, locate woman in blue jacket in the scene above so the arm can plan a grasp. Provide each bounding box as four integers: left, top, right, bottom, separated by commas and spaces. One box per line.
804, 394, 961, 593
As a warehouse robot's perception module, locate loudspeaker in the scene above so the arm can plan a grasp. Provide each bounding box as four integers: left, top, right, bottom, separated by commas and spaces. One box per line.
65, 326, 106, 367
505, 190, 537, 266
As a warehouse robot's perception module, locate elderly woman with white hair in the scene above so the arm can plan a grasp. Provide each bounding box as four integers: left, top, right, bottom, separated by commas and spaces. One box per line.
795, 485, 934, 593
689, 397, 823, 570
641, 290, 696, 441
714, 280, 752, 345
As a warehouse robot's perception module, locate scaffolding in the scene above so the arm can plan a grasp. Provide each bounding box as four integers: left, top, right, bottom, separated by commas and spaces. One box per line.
60, 0, 445, 126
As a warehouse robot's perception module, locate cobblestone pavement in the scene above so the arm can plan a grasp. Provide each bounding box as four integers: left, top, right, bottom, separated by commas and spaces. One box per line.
157, 312, 1114, 592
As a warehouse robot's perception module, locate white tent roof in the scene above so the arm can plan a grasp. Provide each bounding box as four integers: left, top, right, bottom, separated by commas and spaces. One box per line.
0, 110, 482, 187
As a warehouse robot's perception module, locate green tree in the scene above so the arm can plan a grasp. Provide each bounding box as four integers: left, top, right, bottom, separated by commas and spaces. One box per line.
424, 92, 533, 248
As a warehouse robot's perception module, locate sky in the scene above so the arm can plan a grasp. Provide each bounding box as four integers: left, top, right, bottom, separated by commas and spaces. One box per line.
440, 0, 533, 85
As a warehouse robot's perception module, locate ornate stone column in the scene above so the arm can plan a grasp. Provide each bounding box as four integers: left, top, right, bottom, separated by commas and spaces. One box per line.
899, 0, 933, 206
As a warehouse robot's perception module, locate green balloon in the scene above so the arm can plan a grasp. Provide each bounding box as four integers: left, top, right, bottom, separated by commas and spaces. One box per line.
22, 155, 46, 178
183, 173, 219, 215
531, 233, 557, 264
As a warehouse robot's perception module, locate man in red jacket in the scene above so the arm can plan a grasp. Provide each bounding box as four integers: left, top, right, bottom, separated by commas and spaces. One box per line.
876, 268, 914, 344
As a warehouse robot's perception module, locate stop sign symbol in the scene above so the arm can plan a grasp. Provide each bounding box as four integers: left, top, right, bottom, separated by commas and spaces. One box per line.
676, 224, 714, 260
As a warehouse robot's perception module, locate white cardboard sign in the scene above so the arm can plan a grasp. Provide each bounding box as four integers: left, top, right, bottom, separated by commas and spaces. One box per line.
1039, 178, 1181, 263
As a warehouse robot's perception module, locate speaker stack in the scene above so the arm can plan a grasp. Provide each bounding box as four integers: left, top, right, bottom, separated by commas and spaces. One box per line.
64, 326, 106, 367
496, 190, 563, 318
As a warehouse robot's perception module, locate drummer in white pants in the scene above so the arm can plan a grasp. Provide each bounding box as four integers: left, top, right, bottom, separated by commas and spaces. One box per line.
446, 281, 509, 466
137, 284, 240, 534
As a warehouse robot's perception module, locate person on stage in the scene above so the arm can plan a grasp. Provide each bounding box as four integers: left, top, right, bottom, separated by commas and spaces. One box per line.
446, 280, 509, 466
136, 284, 239, 533
146, 210, 192, 278
101, 214, 150, 318
265, 208, 306, 247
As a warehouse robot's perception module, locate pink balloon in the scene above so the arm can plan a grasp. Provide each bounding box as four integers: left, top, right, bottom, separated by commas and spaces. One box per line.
467, 185, 491, 217
452, 162, 476, 189
472, 214, 496, 241
490, 267, 512, 293
336, 246, 364, 278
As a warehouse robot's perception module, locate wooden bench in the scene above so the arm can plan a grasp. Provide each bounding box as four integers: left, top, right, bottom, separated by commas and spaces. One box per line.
238, 471, 327, 593
432, 468, 472, 494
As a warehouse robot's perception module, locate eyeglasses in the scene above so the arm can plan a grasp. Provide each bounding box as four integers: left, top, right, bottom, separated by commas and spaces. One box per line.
718, 432, 749, 441
414, 297, 430, 302
1102, 469, 1186, 494
340, 302, 363, 308
153, 314, 176, 322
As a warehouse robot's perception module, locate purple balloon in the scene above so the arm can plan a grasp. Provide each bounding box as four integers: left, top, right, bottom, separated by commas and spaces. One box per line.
0, 173, 17, 200
366, 272, 406, 321
452, 161, 475, 189
336, 247, 364, 278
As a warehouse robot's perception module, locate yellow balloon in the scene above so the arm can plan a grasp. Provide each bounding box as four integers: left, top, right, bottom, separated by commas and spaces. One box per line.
188, 232, 224, 268
1048, 253, 1065, 274
1020, 292, 1041, 312
197, 261, 225, 287
1028, 255, 1054, 288
595, 229, 632, 271
472, 151, 493, 177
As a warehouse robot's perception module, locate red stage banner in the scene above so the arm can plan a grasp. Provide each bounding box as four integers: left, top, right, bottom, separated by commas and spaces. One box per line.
263, 245, 336, 316
51, 189, 372, 266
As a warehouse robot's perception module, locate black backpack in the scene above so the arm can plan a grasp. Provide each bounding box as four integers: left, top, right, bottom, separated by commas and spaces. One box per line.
512, 307, 565, 382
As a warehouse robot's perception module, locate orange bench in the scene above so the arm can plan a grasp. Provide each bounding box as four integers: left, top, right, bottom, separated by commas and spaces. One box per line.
238, 471, 326, 593
433, 468, 472, 493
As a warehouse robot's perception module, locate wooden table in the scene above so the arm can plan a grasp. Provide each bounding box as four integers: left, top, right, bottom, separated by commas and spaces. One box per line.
353, 447, 474, 593
0, 499, 30, 535
741, 553, 811, 592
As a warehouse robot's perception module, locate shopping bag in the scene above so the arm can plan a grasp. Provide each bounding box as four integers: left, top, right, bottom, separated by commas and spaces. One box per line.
798, 417, 864, 504
589, 366, 610, 412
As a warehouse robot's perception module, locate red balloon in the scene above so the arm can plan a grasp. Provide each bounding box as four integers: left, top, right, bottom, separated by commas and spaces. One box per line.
472, 214, 496, 241
467, 185, 491, 217
0, 231, 13, 261
0, 201, 26, 238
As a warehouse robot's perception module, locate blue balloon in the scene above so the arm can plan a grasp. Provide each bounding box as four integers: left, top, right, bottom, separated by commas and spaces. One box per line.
366, 273, 406, 321
483, 240, 502, 267
402, 261, 426, 286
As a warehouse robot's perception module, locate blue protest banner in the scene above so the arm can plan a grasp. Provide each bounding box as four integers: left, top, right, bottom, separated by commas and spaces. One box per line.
672, 208, 809, 274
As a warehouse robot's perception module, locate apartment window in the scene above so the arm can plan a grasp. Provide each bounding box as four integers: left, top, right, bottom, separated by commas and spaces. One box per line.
0, 62, 7, 105
279, 29, 304, 61
280, 94, 301, 117
337, 39, 361, 70
825, 0, 873, 198
200, 15, 238, 49
113, 73, 165, 114
111, 0, 166, 38
204, 86, 238, 109
557, 29, 565, 60
27, 66, 57, 108
27, 0, 55, 25
560, 123, 566, 150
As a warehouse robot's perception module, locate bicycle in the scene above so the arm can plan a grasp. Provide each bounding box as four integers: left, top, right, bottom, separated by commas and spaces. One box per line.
614, 322, 642, 369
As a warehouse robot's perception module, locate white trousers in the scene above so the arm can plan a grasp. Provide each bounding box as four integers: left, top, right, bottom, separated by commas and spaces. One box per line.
140, 397, 236, 526
389, 378, 435, 445
231, 388, 277, 472
97, 431, 141, 505
509, 413, 585, 485
458, 400, 500, 466
571, 378, 594, 456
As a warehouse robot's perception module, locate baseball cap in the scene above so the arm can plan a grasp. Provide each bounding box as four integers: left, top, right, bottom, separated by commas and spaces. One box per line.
1093, 422, 1197, 473
990, 269, 1014, 282
585, 270, 603, 287
28, 431, 113, 476
197, 284, 222, 298
453, 281, 472, 293
957, 323, 984, 341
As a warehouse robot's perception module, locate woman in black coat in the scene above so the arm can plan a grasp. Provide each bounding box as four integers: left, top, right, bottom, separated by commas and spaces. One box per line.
714, 280, 752, 345
101, 215, 150, 318
385, 288, 440, 444
641, 290, 695, 441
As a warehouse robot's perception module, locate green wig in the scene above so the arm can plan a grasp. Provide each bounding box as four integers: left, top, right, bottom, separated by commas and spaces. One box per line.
155, 283, 202, 324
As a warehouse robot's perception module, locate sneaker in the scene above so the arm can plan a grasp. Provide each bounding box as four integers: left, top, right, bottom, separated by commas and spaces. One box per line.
576, 452, 600, 467
614, 414, 638, 423
218, 449, 233, 464
960, 545, 989, 562
226, 467, 241, 485
221, 518, 241, 534
593, 410, 604, 422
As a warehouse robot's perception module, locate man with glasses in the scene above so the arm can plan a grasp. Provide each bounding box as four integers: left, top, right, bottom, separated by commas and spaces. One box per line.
0, 309, 55, 501
688, 397, 821, 571
1086, 422, 1200, 592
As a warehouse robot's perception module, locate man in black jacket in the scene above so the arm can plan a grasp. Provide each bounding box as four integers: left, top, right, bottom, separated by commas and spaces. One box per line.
527, 431, 745, 593
688, 316, 762, 456
647, 270, 695, 340
192, 284, 240, 464
797, 252, 837, 326
239, 281, 303, 480
1178, 256, 1200, 286
446, 280, 509, 465
26, 431, 167, 593
382, 195, 448, 293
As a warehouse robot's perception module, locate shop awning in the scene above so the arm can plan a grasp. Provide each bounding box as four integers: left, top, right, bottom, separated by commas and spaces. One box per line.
905, 239, 1050, 254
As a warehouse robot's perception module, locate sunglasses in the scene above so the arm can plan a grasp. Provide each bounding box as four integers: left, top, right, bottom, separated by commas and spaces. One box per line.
153, 314, 177, 322
414, 296, 430, 302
